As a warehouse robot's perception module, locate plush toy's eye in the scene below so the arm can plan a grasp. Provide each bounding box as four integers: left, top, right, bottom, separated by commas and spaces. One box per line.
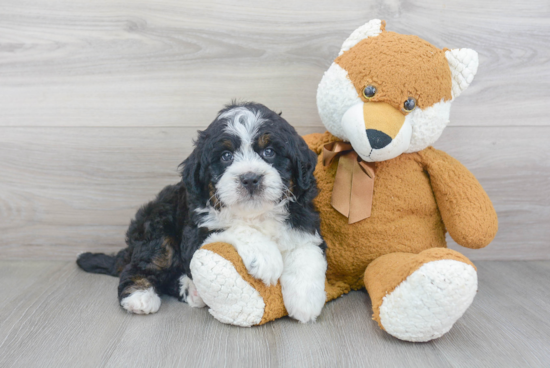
404, 98, 417, 112
261, 148, 275, 158
363, 85, 377, 99
221, 151, 234, 162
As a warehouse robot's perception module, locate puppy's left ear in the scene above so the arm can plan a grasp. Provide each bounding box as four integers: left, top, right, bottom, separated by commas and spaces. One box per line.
180, 130, 208, 201
291, 135, 318, 196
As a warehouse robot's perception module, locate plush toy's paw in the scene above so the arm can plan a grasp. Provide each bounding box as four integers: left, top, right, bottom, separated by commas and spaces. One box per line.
379, 259, 477, 342
190, 247, 266, 327
239, 242, 283, 287
178, 275, 206, 308
120, 288, 161, 315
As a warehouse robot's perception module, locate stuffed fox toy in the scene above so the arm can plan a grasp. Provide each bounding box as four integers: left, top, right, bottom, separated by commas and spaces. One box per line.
190, 19, 498, 342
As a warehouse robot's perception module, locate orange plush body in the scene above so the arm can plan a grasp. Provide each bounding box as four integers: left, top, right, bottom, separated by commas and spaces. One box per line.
305, 132, 497, 322
190, 20, 498, 342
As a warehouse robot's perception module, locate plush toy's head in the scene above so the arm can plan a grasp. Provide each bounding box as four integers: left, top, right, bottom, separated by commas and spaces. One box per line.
317, 19, 478, 162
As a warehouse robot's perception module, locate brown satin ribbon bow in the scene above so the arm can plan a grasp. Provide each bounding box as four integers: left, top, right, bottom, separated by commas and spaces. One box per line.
323, 142, 375, 224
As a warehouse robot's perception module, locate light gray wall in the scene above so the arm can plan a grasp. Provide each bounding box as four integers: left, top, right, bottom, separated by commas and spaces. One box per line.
1, 0, 548, 260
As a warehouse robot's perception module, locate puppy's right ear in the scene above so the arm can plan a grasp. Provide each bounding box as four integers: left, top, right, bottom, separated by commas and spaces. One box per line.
180, 130, 207, 200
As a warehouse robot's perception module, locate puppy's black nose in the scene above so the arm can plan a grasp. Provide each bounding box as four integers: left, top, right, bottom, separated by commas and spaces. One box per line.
240, 172, 263, 194
366, 129, 392, 149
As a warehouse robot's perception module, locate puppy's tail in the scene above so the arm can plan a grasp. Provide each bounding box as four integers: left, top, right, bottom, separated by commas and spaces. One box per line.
76, 249, 129, 277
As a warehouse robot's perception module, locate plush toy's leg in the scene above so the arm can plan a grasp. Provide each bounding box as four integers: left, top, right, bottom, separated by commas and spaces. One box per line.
364, 248, 477, 342
190, 242, 286, 326
190, 242, 350, 326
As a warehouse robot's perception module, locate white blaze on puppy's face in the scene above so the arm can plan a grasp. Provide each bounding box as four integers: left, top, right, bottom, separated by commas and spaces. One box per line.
215, 107, 284, 215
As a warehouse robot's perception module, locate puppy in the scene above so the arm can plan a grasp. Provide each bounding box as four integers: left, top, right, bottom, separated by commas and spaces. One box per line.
77, 102, 327, 323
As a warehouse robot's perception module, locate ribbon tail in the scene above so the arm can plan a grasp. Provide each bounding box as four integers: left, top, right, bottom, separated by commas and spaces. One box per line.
348, 160, 375, 224
326, 143, 375, 224
330, 154, 354, 218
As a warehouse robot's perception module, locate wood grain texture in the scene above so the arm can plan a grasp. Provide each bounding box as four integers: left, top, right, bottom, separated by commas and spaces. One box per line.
1, 126, 548, 260
1, 0, 549, 260
0, 0, 549, 128
0, 261, 549, 367
435, 127, 550, 261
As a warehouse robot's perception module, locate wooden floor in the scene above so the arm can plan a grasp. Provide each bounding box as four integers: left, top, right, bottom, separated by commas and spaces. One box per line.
0, 261, 548, 368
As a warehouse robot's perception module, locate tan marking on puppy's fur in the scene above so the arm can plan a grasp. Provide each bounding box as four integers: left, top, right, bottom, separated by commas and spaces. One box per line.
148, 238, 175, 270
126, 277, 153, 294
222, 139, 233, 150
258, 133, 271, 149
335, 31, 452, 112
288, 177, 296, 195
208, 182, 222, 208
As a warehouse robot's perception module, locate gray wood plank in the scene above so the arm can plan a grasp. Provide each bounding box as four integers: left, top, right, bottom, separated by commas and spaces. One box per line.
436, 127, 550, 261
0, 261, 549, 367
0, 261, 66, 313
0, 262, 133, 368
0, 0, 548, 128
270, 294, 454, 368
432, 261, 550, 367
1, 126, 548, 260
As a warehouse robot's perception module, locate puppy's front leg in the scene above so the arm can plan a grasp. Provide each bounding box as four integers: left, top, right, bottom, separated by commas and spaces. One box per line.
205, 228, 283, 286
234, 237, 283, 287
281, 244, 327, 323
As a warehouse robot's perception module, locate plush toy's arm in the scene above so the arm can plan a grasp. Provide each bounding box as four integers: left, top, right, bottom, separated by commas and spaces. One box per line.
421, 147, 498, 249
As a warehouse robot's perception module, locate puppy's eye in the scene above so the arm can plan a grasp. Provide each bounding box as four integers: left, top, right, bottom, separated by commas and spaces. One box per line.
404, 98, 416, 112
261, 148, 275, 158
363, 85, 377, 99
221, 151, 233, 162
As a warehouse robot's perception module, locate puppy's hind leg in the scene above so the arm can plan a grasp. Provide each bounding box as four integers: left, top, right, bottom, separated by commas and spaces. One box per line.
178, 274, 206, 308
118, 265, 161, 315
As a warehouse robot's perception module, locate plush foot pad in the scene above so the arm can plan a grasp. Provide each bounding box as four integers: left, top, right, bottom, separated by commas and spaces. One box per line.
190, 248, 265, 327
120, 287, 161, 315
379, 259, 477, 342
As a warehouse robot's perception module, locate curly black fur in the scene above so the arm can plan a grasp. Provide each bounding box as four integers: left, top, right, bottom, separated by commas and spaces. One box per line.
76, 102, 323, 307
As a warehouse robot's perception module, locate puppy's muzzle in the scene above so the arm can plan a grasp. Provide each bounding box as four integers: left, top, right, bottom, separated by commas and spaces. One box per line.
239, 172, 264, 195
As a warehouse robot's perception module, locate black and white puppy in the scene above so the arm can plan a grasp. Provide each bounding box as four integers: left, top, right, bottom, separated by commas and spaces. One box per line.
77, 102, 327, 323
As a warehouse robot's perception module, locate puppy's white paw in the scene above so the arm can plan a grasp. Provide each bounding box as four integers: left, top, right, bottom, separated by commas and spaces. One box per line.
282, 281, 326, 323
203, 226, 284, 286
179, 274, 206, 308
280, 244, 327, 323
120, 287, 161, 315
240, 245, 283, 286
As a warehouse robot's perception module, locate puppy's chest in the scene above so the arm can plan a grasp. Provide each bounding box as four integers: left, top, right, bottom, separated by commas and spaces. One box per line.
219, 218, 289, 251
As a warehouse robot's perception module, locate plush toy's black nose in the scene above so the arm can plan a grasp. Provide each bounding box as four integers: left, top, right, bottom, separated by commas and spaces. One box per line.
240, 172, 263, 194
366, 129, 392, 149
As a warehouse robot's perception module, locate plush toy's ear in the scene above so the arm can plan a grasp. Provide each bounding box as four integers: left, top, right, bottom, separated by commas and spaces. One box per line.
338, 19, 385, 56
445, 48, 479, 99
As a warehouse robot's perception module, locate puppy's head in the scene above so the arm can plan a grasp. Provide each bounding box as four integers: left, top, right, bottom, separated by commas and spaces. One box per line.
182, 102, 317, 217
